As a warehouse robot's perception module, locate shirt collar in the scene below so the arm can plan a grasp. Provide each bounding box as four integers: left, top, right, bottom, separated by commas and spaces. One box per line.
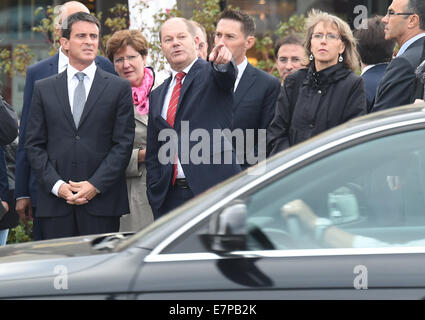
170, 58, 198, 81
397, 33, 425, 57
67, 61, 97, 82
58, 46, 69, 73
236, 57, 248, 79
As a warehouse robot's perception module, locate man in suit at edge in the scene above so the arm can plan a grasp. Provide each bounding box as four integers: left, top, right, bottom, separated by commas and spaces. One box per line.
145, 17, 241, 219
214, 9, 281, 170
25, 12, 134, 239
15, 1, 115, 239
354, 17, 396, 113
372, 0, 425, 112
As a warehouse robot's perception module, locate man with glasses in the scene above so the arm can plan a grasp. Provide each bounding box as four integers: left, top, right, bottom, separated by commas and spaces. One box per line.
373, 0, 425, 112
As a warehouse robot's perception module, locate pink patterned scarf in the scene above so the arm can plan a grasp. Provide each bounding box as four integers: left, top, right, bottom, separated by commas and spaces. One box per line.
132, 67, 154, 115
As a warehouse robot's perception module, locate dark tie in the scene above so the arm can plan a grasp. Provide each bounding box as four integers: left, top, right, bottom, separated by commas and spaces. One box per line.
167, 71, 186, 185
73, 72, 86, 128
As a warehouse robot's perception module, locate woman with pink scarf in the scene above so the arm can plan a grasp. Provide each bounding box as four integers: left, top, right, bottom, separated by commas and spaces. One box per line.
106, 30, 154, 232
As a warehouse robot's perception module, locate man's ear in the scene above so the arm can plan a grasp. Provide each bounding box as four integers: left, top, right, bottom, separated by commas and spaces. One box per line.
408, 14, 421, 29
246, 35, 255, 50
194, 35, 200, 49
60, 37, 68, 51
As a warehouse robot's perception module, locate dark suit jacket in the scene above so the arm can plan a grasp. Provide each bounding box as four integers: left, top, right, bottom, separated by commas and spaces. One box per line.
25, 67, 134, 218
15, 53, 115, 207
0, 97, 18, 146
362, 63, 388, 113
146, 58, 242, 213
373, 36, 425, 112
233, 63, 280, 169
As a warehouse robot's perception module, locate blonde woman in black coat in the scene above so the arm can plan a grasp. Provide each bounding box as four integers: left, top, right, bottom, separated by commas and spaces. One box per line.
267, 10, 367, 156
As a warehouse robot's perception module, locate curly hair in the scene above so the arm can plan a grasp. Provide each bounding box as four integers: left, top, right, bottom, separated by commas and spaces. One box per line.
106, 29, 148, 63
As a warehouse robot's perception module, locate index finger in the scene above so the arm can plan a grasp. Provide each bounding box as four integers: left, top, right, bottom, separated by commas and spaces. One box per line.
210, 43, 225, 55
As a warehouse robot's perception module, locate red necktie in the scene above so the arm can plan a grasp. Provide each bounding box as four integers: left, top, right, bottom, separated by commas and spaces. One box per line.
167, 72, 186, 185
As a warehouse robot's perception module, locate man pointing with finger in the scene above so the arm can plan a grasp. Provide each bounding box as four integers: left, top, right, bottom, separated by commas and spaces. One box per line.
146, 17, 241, 219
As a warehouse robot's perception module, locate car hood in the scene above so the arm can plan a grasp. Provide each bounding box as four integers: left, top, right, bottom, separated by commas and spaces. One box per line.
0, 233, 145, 296
0, 232, 126, 264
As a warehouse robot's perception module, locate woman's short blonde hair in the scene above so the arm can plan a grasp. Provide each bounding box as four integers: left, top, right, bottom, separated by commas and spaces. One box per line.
304, 9, 360, 72
106, 29, 148, 63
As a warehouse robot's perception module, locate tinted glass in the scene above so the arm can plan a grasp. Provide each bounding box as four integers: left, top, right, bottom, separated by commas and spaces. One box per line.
245, 128, 425, 250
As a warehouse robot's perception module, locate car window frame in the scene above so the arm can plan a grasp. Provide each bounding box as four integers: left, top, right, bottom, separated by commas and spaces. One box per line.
144, 118, 425, 263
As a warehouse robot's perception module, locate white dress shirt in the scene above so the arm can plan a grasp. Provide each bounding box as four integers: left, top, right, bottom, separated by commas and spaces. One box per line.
51, 62, 97, 197
234, 57, 248, 92
66, 62, 97, 113
161, 58, 197, 179
58, 47, 69, 73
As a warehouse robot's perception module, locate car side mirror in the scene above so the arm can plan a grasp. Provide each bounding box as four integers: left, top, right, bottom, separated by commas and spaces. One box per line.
200, 202, 247, 253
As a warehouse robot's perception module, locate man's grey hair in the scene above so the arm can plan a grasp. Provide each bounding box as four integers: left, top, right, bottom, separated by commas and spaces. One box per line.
407, 0, 425, 30
159, 17, 197, 42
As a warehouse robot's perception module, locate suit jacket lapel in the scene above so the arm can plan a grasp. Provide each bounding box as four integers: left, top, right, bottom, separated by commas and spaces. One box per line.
78, 68, 109, 128
173, 60, 202, 130
155, 76, 171, 117
233, 63, 256, 111
50, 53, 59, 76
54, 70, 75, 130
153, 76, 172, 129
178, 60, 200, 107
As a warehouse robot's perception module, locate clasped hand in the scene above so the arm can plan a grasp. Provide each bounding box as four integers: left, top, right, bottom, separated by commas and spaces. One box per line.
59, 181, 97, 205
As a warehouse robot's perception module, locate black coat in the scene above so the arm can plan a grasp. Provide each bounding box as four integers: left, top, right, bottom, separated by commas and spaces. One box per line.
267, 63, 367, 156
0, 96, 18, 146
0, 141, 19, 230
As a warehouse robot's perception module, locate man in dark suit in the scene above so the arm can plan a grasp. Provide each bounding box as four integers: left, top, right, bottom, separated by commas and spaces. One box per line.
215, 9, 281, 170
373, 0, 425, 112
146, 17, 241, 219
354, 16, 396, 112
15, 1, 115, 238
25, 12, 134, 239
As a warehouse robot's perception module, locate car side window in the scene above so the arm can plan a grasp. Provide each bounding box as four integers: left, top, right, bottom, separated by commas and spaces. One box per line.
244, 129, 425, 250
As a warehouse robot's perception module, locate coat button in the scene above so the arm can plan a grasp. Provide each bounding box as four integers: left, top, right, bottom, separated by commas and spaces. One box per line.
75, 136, 80, 140
318, 90, 322, 94
309, 124, 315, 128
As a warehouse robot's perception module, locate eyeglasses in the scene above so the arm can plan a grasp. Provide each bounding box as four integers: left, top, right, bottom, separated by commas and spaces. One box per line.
386, 9, 415, 17
311, 33, 340, 41
114, 54, 140, 65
